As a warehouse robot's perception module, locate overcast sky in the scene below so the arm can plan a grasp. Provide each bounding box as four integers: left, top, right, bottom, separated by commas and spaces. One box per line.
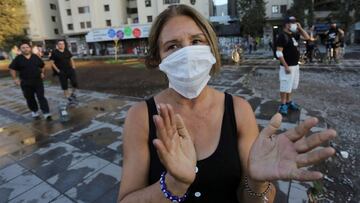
213, 0, 228, 5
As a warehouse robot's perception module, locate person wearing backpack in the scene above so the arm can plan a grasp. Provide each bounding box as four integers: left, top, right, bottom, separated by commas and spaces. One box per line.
276, 16, 310, 116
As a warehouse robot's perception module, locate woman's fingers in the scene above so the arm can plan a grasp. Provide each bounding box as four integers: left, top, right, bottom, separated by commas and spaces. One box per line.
260, 113, 282, 138
284, 117, 318, 142
175, 114, 190, 139
167, 104, 177, 139
289, 168, 323, 181
159, 103, 177, 139
296, 147, 335, 168
153, 138, 169, 164
294, 129, 337, 153
153, 115, 172, 150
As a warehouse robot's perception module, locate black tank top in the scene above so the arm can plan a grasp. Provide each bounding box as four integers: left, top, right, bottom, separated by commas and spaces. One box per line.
146, 92, 242, 203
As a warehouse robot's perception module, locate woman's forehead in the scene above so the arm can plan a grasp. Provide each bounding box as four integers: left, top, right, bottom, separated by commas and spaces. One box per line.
159, 16, 204, 43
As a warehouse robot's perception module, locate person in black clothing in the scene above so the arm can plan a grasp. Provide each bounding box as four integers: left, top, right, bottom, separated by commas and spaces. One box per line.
276, 16, 310, 116
50, 40, 78, 104
306, 25, 317, 63
325, 22, 344, 62
118, 6, 336, 203
9, 41, 52, 120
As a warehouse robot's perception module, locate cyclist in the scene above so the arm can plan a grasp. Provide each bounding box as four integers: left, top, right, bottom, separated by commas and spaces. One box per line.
325, 22, 344, 63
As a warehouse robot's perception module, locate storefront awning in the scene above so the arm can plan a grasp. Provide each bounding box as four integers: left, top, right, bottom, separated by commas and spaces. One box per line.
85, 24, 151, 42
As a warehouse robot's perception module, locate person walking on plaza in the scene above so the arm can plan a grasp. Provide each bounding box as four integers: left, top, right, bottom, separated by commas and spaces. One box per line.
118, 6, 336, 203
276, 16, 310, 116
9, 41, 52, 120
50, 40, 79, 105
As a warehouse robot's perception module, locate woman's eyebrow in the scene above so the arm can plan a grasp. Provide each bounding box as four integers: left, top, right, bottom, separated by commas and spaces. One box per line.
191, 33, 205, 38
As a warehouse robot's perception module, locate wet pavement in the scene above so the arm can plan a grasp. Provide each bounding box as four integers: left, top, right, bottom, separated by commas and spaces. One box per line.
0, 58, 357, 202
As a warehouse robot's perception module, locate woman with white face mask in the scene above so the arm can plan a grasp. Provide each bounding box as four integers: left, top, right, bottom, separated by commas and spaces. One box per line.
118, 5, 336, 203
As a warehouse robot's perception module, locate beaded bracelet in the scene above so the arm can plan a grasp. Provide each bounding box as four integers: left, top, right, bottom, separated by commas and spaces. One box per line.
160, 172, 189, 202
244, 176, 272, 200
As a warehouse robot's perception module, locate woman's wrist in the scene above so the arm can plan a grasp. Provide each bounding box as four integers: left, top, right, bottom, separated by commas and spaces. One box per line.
165, 173, 191, 196
246, 177, 270, 193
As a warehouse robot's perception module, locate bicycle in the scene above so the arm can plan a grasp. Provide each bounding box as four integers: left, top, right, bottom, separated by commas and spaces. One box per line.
324, 42, 340, 64
299, 41, 322, 64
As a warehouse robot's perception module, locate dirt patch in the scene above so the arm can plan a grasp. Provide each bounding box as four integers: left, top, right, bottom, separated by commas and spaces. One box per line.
0, 60, 167, 98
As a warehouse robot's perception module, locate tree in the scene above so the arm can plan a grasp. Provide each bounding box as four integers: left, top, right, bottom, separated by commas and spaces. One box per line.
287, 0, 314, 27
330, 0, 360, 26
237, 0, 266, 37
0, 0, 28, 51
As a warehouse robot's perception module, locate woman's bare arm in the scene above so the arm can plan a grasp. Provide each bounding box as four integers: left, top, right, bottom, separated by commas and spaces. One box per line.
233, 96, 276, 203
118, 102, 190, 203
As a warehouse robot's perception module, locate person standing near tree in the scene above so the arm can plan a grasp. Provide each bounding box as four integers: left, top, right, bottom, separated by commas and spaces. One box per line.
50, 40, 79, 105
9, 41, 52, 120
276, 16, 310, 116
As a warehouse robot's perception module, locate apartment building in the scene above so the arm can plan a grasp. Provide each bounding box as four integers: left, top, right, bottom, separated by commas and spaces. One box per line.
23, 0, 213, 55
84, 0, 212, 55
57, 0, 127, 54
24, 0, 63, 49
136, 0, 211, 24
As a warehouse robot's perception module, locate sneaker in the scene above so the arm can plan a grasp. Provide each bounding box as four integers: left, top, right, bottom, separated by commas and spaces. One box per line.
287, 101, 300, 111
70, 93, 77, 100
278, 104, 288, 115
31, 111, 40, 119
43, 113, 52, 121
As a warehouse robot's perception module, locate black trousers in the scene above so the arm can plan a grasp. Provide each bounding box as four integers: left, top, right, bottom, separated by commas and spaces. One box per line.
21, 81, 50, 113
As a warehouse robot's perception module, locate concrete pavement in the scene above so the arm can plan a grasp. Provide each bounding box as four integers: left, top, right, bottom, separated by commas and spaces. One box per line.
0, 66, 332, 202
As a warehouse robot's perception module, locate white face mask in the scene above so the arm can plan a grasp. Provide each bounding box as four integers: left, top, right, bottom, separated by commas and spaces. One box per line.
159, 45, 216, 99
290, 23, 298, 33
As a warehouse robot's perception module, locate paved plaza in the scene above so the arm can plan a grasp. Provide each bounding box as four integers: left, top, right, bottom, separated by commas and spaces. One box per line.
0, 60, 352, 202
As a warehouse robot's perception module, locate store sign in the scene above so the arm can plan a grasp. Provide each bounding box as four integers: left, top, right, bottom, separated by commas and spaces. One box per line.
85, 24, 150, 42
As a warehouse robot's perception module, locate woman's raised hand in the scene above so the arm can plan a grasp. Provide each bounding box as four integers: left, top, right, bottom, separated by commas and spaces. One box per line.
248, 113, 336, 182
153, 104, 197, 187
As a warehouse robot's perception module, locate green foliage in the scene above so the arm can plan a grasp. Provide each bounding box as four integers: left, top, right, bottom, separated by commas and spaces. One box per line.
237, 0, 266, 36
287, 0, 314, 27
0, 0, 27, 51
330, 0, 359, 31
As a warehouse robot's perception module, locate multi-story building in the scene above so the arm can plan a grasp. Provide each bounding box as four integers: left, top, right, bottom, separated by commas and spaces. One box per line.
24, 0, 213, 55
24, 0, 63, 49
136, 0, 211, 24
83, 0, 212, 55
57, 0, 127, 54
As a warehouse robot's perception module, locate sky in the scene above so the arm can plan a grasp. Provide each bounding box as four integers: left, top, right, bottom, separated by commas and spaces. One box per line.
213, 0, 228, 6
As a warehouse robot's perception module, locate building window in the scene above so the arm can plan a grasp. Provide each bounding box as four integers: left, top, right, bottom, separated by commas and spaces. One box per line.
106, 20, 112, 26
78, 6, 90, 14
66, 9, 72, 16
145, 0, 151, 7
272, 5, 279, 14
50, 3, 57, 10
104, 4, 110, 11
51, 16, 56, 22
163, 0, 180, 4
67, 24, 73, 30
86, 21, 92, 28
127, 7, 138, 14
147, 15, 153, 23
280, 5, 287, 14
80, 22, 85, 29
54, 29, 59, 34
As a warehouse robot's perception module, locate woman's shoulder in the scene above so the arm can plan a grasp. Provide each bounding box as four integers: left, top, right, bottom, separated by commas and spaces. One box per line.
123, 101, 150, 136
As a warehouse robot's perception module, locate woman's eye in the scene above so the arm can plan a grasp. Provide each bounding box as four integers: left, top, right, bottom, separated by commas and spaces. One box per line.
192, 39, 202, 44
167, 44, 178, 51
